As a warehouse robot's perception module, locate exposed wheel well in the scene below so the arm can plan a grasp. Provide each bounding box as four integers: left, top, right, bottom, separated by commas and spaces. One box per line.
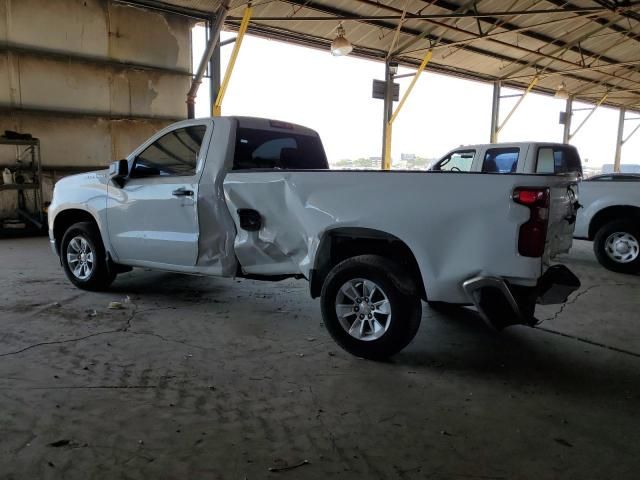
53, 209, 99, 253
309, 228, 427, 300
588, 206, 640, 240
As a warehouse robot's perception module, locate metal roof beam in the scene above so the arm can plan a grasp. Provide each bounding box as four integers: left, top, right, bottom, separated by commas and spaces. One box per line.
546, 0, 640, 46
594, 0, 640, 23
232, 6, 611, 22
221, 0, 640, 112
273, 0, 638, 100
508, 59, 640, 81
383, 0, 479, 56
425, 0, 640, 80
351, 0, 616, 74
366, 0, 639, 93
237, 17, 640, 111
499, 13, 629, 79
114, 0, 212, 20
277, 0, 531, 65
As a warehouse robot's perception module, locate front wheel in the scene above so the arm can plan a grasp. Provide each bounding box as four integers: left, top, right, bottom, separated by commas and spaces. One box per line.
60, 221, 116, 291
320, 255, 422, 360
593, 219, 640, 274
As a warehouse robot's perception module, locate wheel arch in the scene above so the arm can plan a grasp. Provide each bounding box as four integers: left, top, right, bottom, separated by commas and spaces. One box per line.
309, 227, 427, 301
52, 209, 102, 254
588, 205, 640, 240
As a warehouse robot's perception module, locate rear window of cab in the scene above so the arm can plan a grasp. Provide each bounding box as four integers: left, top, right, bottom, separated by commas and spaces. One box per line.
233, 128, 329, 170
482, 148, 520, 173
536, 146, 582, 175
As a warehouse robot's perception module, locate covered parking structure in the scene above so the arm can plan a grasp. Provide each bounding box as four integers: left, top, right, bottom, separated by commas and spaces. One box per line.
1, 2, 640, 479
124, 0, 640, 170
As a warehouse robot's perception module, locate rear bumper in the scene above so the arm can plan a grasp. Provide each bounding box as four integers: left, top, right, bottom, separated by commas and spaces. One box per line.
463, 265, 580, 330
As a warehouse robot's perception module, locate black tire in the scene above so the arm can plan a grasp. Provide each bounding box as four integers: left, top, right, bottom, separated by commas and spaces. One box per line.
593, 219, 640, 274
320, 255, 422, 360
60, 221, 117, 291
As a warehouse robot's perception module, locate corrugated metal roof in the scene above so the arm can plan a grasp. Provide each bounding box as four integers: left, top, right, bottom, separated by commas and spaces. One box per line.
123, 0, 640, 112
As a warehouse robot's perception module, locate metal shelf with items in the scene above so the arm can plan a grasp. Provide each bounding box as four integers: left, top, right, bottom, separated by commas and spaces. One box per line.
0, 134, 45, 236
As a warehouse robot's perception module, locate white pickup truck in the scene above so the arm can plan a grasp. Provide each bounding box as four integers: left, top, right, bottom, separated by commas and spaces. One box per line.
49, 118, 580, 359
574, 174, 640, 274
430, 143, 639, 274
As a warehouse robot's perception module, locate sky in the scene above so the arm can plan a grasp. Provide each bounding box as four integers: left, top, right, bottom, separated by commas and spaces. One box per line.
193, 27, 639, 170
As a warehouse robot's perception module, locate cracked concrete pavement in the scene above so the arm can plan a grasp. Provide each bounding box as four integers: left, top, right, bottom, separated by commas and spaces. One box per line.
0, 238, 639, 479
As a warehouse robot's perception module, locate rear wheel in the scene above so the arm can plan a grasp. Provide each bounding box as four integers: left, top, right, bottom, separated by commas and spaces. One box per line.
60, 221, 116, 290
593, 219, 640, 274
320, 255, 422, 360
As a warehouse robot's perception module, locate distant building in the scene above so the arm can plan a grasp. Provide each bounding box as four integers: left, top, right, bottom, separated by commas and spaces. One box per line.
368, 157, 382, 168
601, 164, 640, 174
401, 153, 416, 161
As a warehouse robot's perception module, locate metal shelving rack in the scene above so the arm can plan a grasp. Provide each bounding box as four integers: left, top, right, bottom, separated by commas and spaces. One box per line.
0, 136, 45, 236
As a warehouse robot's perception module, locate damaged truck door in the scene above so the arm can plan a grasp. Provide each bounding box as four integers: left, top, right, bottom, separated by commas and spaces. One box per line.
106, 124, 208, 267
49, 117, 581, 360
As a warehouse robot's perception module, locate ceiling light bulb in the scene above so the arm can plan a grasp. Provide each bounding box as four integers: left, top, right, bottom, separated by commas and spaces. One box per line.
555, 82, 569, 100
331, 24, 353, 56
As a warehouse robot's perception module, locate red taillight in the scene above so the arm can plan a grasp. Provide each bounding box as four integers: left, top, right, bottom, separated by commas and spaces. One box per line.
513, 187, 550, 257
513, 189, 545, 205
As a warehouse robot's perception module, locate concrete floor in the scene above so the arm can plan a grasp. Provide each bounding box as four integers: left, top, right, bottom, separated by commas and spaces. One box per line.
0, 238, 638, 479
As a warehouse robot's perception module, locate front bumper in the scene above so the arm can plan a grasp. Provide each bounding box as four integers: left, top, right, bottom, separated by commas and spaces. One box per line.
463, 265, 580, 330
49, 230, 58, 256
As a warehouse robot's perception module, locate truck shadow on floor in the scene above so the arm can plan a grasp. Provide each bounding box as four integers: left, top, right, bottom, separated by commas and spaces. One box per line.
395, 304, 640, 403
98, 269, 639, 404
107, 270, 238, 302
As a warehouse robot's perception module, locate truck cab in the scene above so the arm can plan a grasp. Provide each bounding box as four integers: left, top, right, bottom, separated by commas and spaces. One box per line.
431, 142, 583, 176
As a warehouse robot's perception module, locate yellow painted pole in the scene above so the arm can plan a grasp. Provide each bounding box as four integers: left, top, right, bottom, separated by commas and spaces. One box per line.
496, 75, 538, 135
390, 50, 432, 125
383, 123, 393, 170
383, 50, 432, 170
213, 4, 252, 116
568, 92, 608, 140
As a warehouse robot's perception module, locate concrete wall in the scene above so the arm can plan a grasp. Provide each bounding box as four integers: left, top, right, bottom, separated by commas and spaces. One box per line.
0, 0, 194, 216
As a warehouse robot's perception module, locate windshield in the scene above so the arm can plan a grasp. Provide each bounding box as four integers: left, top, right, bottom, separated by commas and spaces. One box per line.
431, 150, 476, 172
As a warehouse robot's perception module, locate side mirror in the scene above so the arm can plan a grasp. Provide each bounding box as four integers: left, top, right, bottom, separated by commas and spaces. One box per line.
109, 159, 128, 187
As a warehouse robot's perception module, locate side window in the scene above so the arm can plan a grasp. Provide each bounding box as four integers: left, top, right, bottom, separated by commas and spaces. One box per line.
132, 125, 207, 177
536, 147, 582, 175
433, 150, 475, 172
482, 148, 519, 173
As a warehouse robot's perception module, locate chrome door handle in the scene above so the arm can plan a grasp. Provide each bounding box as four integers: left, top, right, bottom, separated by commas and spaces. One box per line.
172, 188, 194, 197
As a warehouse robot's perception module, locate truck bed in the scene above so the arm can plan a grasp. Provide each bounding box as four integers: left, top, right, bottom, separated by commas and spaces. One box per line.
224, 170, 578, 304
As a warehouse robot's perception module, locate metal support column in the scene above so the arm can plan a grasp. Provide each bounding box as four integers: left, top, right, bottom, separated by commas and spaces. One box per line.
187, 3, 229, 118
562, 95, 573, 144
614, 107, 625, 173
382, 50, 432, 170
489, 81, 500, 143
209, 30, 221, 117
381, 61, 394, 169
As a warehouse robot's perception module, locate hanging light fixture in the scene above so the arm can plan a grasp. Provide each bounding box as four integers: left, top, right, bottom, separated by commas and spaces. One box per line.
331, 23, 353, 56
554, 81, 570, 99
